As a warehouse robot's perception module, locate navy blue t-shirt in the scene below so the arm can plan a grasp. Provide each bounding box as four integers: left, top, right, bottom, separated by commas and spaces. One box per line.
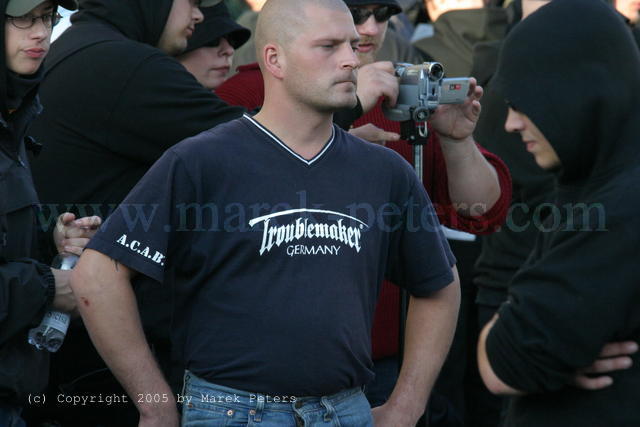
88, 115, 455, 396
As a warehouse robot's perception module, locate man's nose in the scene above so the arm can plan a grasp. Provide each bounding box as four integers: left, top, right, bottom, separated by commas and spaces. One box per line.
30, 17, 49, 39
504, 108, 523, 133
218, 38, 234, 57
356, 15, 379, 36
193, 6, 204, 24
341, 44, 360, 70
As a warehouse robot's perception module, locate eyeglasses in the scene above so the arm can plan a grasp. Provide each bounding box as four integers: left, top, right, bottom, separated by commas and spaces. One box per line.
5, 12, 62, 29
349, 6, 394, 25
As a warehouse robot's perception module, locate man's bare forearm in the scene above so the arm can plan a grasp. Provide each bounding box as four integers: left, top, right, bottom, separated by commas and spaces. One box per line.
383, 267, 461, 424
439, 135, 501, 217
71, 249, 178, 424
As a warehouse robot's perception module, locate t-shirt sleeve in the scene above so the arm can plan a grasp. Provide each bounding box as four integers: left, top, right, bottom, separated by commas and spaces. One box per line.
86, 149, 195, 283
486, 222, 640, 393
385, 175, 456, 296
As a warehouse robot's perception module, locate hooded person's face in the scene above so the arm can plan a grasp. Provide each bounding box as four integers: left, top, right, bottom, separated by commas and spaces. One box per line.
505, 107, 561, 170
5, 0, 55, 75
157, 0, 204, 55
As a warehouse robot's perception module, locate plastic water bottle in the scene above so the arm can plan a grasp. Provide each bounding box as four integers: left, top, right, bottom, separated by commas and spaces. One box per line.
28, 253, 77, 352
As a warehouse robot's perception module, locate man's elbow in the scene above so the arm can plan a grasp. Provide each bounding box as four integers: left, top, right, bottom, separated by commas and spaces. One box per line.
478, 360, 524, 396
481, 369, 513, 395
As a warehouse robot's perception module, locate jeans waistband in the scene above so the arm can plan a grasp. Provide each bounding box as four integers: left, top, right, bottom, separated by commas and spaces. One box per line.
182, 370, 361, 411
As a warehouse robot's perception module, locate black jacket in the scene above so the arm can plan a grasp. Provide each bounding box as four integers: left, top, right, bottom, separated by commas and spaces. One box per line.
30, 0, 244, 218
26, 2, 241, 422
486, 1, 640, 425
0, 40, 54, 405
470, 2, 556, 310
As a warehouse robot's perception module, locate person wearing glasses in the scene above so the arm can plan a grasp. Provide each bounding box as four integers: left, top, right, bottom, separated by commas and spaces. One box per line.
0, 1, 103, 426
346, 0, 421, 65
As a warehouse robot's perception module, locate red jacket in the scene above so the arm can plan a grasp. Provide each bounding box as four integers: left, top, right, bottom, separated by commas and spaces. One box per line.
217, 63, 512, 359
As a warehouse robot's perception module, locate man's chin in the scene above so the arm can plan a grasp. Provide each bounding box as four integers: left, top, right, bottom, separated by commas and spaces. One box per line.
356, 51, 376, 66
315, 95, 358, 113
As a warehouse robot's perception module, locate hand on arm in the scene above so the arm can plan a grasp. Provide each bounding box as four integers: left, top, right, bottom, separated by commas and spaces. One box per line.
429, 78, 501, 216
573, 341, 638, 390
53, 213, 102, 256
71, 249, 179, 427
355, 61, 399, 113
479, 313, 638, 395
372, 267, 461, 426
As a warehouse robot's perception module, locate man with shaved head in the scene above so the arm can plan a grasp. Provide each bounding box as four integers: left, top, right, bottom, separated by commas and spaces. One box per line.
71, 0, 460, 425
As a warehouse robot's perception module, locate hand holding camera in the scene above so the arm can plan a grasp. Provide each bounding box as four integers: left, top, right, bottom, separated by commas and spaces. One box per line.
383, 62, 480, 142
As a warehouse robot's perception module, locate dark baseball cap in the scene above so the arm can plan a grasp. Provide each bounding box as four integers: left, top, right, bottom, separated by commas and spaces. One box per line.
342, 0, 402, 15
6, 0, 77, 16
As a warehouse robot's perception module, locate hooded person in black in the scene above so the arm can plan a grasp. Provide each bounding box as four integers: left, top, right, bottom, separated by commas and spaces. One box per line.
29, 0, 242, 220
21, 1, 244, 425
476, 0, 640, 425
0, 0, 102, 424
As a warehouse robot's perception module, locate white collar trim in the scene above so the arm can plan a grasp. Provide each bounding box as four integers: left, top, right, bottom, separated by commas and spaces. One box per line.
243, 114, 335, 166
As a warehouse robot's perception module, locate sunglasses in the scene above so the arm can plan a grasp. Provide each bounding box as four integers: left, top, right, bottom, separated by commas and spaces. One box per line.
349, 6, 394, 25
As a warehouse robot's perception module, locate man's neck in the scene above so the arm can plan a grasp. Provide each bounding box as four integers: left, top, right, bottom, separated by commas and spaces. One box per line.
253, 102, 335, 161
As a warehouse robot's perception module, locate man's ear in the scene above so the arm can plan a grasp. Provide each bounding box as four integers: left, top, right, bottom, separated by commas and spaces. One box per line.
261, 43, 286, 80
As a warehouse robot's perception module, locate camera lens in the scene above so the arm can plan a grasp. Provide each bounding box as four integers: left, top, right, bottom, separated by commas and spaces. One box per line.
428, 63, 444, 80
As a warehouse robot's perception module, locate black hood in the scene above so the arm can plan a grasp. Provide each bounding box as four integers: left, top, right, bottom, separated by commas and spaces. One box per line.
494, 0, 640, 186
71, 0, 173, 46
0, 0, 51, 118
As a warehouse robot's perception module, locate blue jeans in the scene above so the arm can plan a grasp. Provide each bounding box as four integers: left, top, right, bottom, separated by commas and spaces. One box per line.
0, 403, 26, 427
181, 371, 373, 426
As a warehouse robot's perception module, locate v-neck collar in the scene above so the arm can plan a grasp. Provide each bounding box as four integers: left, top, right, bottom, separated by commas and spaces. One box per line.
243, 114, 335, 166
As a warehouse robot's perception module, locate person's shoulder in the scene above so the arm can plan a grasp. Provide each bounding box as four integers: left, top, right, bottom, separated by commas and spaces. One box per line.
590, 165, 640, 221
170, 116, 253, 158
61, 26, 163, 61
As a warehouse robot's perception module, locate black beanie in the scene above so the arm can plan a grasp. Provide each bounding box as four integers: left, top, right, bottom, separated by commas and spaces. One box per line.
183, 2, 250, 54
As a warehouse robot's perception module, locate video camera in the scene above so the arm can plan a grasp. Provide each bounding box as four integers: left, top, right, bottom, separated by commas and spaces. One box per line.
383, 62, 470, 143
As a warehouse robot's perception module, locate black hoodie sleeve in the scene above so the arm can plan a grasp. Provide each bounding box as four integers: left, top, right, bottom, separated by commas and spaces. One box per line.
485, 219, 640, 393
105, 51, 244, 164
0, 259, 54, 346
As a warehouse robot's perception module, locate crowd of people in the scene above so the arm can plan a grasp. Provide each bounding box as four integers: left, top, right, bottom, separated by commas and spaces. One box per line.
1, 0, 639, 426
